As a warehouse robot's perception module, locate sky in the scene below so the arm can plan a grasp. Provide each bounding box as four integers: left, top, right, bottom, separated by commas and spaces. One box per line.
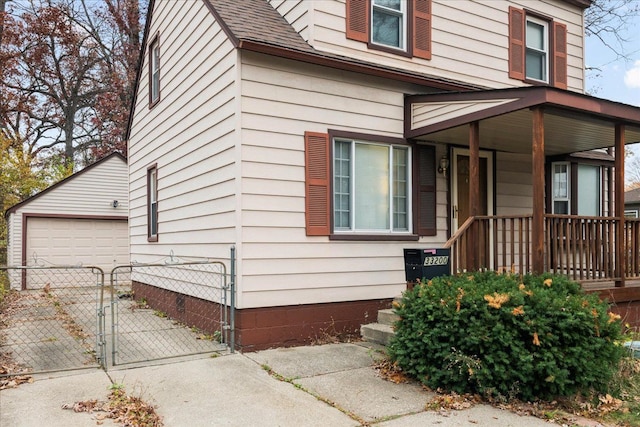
584, 7, 640, 166
585, 18, 640, 106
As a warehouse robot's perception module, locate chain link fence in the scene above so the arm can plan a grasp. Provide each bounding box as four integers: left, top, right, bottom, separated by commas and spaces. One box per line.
0, 266, 105, 376
1, 250, 235, 376
108, 259, 232, 367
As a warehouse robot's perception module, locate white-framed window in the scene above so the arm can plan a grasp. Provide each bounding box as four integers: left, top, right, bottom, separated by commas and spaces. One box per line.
552, 162, 570, 214
149, 36, 160, 105
333, 139, 411, 233
525, 16, 548, 83
147, 165, 158, 241
371, 0, 406, 50
625, 210, 639, 218
577, 164, 600, 216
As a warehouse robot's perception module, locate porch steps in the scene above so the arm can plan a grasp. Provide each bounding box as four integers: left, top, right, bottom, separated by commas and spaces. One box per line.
360, 308, 400, 346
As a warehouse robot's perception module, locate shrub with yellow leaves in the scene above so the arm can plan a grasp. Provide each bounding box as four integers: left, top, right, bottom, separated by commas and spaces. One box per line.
389, 271, 625, 402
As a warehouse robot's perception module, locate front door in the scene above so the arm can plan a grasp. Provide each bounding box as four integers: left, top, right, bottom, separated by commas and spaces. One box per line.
451, 148, 494, 267
452, 150, 492, 229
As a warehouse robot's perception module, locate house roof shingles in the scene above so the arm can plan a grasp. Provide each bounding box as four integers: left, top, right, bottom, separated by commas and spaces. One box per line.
626, 188, 640, 204
204, 0, 481, 91
205, 0, 314, 52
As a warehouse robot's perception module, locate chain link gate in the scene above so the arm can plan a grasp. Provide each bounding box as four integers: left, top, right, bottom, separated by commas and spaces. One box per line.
1, 250, 236, 376
0, 265, 106, 376
107, 258, 233, 367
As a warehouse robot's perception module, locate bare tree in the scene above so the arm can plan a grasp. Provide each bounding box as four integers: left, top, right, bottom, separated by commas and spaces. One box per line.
585, 0, 640, 67
0, 0, 145, 168
79, 0, 145, 157
0, 0, 106, 169
627, 154, 640, 190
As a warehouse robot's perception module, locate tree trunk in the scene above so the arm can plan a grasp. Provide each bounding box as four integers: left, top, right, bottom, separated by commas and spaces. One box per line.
65, 110, 75, 170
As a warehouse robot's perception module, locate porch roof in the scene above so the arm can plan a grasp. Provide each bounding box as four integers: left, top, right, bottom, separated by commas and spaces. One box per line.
405, 86, 640, 155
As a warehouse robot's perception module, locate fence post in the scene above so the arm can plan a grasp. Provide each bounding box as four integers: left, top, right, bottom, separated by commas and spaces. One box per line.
230, 246, 236, 353
93, 267, 107, 370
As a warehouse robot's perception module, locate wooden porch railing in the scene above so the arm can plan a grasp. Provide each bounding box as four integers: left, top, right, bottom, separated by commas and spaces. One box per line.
545, 215, 617, 282
444, 215, 533, 275
624, 217, 640, 279
444, 215, 640, 283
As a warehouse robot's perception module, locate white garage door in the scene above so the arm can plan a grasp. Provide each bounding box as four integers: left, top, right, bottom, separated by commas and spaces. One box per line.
26, 218, 129, 273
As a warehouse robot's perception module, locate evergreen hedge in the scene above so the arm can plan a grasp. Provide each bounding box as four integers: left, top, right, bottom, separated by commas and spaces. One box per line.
388, 271, 625, 401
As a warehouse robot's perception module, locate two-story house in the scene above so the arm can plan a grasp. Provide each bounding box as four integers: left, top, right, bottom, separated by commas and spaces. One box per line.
126, 0, 640, 351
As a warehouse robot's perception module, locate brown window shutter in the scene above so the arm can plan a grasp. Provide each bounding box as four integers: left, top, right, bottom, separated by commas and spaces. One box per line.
553, 21, 568, 89
412, 0, 432, 60
417, 145, 436, 236
305, 132, 331, 236
508, 6, 525, 81
346, 0, 369, 43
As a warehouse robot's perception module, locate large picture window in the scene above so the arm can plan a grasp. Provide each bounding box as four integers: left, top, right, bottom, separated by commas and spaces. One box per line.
304, 131, 435, 238
333, 139, 410, 233
550, 161, 603, 216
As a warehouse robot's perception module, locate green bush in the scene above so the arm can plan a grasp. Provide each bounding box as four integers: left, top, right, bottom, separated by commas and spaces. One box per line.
388, 271, 625, 401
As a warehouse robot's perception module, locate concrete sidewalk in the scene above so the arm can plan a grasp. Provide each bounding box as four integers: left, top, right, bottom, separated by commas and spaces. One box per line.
0, 342, 563, 426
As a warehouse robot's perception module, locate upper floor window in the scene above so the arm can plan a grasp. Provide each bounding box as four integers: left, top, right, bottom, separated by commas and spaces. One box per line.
346, 0, 432, 60
371, 0, 406, 50
508, 7, 567, 89
149, 35, 160, 106
525, 16, 548, 82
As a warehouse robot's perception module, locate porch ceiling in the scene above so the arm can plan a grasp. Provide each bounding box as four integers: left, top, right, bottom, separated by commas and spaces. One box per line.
406, 86, 640, 156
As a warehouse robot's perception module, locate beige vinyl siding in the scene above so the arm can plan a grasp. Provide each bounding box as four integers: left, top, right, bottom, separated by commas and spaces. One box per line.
128, 0, 238, 262
238, 51, 448, 308
495, 152, 533, 215
6, 155, 128, 267
309, 0, 585, 92
411, 99, 518, 131
268, 0, 311, 42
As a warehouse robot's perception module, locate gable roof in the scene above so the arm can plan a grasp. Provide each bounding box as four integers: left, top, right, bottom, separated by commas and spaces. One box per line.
125, 0, 595, 142
204, 0, 480, 91
124, 0, 483, 142
4, 152, 127, 218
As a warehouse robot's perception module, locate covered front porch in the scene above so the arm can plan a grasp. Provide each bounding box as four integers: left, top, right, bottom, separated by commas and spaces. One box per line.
405, 87, 640, 301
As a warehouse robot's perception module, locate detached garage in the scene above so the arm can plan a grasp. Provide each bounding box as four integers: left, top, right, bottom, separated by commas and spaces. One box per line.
5, 153, 129, 288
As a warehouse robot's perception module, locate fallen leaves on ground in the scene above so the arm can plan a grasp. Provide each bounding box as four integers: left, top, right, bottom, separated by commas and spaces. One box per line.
426, 391, 481, 412
372, 358, 411, 384
0, 372, 33, 390
0, 294, 34, 390
0, 351, 32, 390
63, 386, 163, 427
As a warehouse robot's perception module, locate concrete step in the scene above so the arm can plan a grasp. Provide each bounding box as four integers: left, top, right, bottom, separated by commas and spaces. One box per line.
360, 322, 395, 346
377, 309, 400, 327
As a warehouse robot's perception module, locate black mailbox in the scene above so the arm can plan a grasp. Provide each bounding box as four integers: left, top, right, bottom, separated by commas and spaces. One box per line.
404, 248, 451, 282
